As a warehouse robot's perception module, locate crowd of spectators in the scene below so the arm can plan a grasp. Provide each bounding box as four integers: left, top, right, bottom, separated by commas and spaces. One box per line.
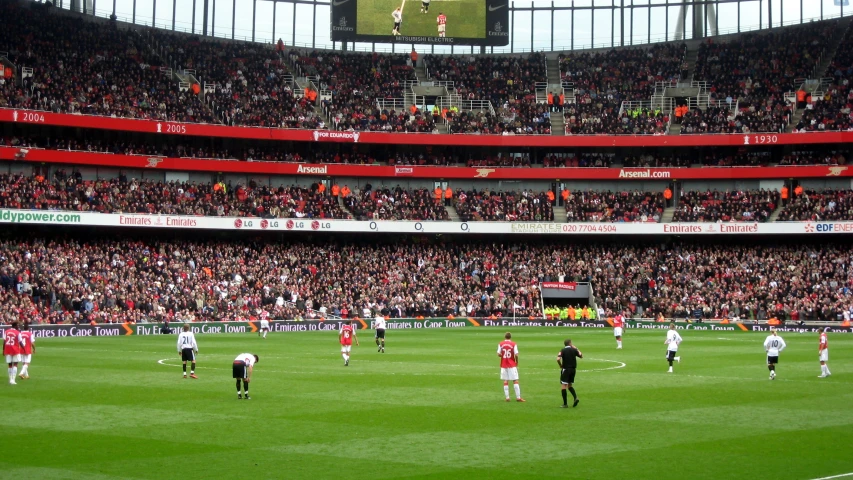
1, 236, 851, 325
0, 3, 215, 123
564, 191, 664, 223
695, 22, 835, 112
560, 44, 684, 134
680, 106, 788, 135
426, 54, 547, 135
0, 171, 350, 219
345, 187, 449, 221
288, 50, 433, 132
793, 24, 853, 133
776, 189, 853, 221
543, 154, 613, 168
778, 151, 848, 166
454, 189, 554, 222
672, 190, 780, 223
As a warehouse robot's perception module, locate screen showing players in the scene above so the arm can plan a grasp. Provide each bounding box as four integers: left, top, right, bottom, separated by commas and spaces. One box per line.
331, 0, 509, 46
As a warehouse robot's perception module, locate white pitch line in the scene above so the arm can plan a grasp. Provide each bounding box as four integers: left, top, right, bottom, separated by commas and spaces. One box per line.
808, 473, 853, 480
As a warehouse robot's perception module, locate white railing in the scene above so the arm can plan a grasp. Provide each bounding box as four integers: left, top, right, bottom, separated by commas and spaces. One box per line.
375, 98, 408, 111
178, 81, 189, 92
619, 99, 673, 118
182, 68, 196, 78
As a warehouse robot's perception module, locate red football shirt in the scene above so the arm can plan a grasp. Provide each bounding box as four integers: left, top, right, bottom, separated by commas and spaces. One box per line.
437, 14, 447, 25
3, 329, 21, 356
20, 331, 33, 355
819, 333, 828, 352
498, 340, 518, 368
339, 325, 354, 346
614, 315, 624, 328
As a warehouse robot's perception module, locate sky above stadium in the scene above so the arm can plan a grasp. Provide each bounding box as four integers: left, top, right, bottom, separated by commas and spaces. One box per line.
80, 0, 847, 53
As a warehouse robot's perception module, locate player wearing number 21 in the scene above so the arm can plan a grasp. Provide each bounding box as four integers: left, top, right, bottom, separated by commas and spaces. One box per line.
764, 328, 786, 380
498, 332, 525, 402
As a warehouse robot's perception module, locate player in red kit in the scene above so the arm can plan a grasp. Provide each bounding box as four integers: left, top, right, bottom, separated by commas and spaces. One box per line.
613, 313, 624, 349
339, 320, 359, 366
818, 327, 831, 378
4, 321, 23, 385
498, 332, 525, 402
18, 323, 34, 380
436, 13, 447, 37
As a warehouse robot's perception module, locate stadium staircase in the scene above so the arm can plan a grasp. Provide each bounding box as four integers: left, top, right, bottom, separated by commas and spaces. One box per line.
552, 205, 566, 222
767, 203, 785, 223
414, 64, 428, 82
446, 205, 461, 222
680, 43, 700, 82
660, 206, 676, 223
338, 195, 355, 218
545, 56, 567, 136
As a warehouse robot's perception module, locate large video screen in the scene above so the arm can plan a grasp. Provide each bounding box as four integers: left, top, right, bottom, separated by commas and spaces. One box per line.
331, 0, 510, 46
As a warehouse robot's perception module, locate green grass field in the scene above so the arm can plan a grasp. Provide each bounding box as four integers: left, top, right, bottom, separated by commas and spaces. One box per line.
2, 327, 852, 479
356, 0, 485, 39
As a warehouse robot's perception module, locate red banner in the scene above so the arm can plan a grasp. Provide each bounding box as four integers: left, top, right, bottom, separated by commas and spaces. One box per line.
541, 282, 578, 291
5, 147, 853, 180
1, 108, 851, 147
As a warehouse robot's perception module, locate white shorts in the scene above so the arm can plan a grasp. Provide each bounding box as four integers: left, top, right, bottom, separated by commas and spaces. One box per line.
260, 320, 270, 330
21, 354, 31, 364
5, 354, 21, 364
614, 327, 623, 337
341, 345, 352, 353
819, 350, 829, 362
500, 367, 519, 381
438, 24, 446, 33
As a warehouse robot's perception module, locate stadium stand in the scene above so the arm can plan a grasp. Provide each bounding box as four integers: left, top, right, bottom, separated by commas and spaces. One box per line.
794, 24, 853, 133
0, 172, 351, 219
1, 236, 851, 324
426, 54, 550, 134
564, 191, 665, 223
0, 3, 215, 123
289, 50, 433, 132
776, 189, 853, 221
454, 189, 554, 222
672, 190, 781, 223
344, 187, 449, 221
559, 44, 685, 135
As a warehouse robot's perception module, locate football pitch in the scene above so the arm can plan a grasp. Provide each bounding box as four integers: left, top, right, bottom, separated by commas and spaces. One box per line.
2, 327, 852, 479
357, 0, 486, 39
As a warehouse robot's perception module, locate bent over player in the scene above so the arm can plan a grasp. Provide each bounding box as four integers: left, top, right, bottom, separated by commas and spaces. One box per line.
233, 353, 259, 399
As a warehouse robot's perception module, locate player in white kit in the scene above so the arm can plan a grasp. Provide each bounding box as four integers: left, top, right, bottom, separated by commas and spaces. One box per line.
763, 328, 786, 380
392, 8, 403, 36
664, 324, 682, 373
177, 324, 199, 379
374, 315, 387, 353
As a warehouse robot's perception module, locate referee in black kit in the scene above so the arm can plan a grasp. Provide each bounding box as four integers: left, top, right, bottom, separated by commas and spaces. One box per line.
557, 339, 583, 408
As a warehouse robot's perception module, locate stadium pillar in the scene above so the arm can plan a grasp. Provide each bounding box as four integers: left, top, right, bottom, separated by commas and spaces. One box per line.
232, 0, 237, 39
172, 0, 176, 30
271, 1, 276, 44
152, 0, 156, 27
202, 0, 208, 36
292, 2, 296, 48
550, 2, 554, 51
212, 0, 216, 36
132, 0, 136, 24
312, 2, 316, 48
620, 0, 624, 47
250, 0, 255, 41
112, 0, 116, 19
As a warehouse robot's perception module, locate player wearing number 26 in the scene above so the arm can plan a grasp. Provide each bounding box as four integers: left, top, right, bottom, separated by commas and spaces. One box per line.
498, 332, 525, 403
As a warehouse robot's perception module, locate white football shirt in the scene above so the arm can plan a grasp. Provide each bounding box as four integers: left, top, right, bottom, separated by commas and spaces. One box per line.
236, 353, 256, 367
393, 10, 402, 22
177, 331, 198, 352
764, 334, 786, 356
665, 330, 682, 351
374, 316, 387, 330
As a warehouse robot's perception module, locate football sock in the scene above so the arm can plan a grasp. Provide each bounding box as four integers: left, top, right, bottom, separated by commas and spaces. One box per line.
668, 360, 673, 367
675, 357, 680, 362
191, 362, 196, 374
183, 364, 187, 373
513, 383, 521, 399
243, 380, 249, 393
343, 354, 348, 362
20, 365, 27, 376
503, 383, 510, 399
263, 331, 267, 338
11, 366, 16, 378
236, 379, 241, 393
568, 387, 577, 400
768, 365, 773, 371
561, 389, 568, 405
375, 338, 380, 345
617, 340, 622, 348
